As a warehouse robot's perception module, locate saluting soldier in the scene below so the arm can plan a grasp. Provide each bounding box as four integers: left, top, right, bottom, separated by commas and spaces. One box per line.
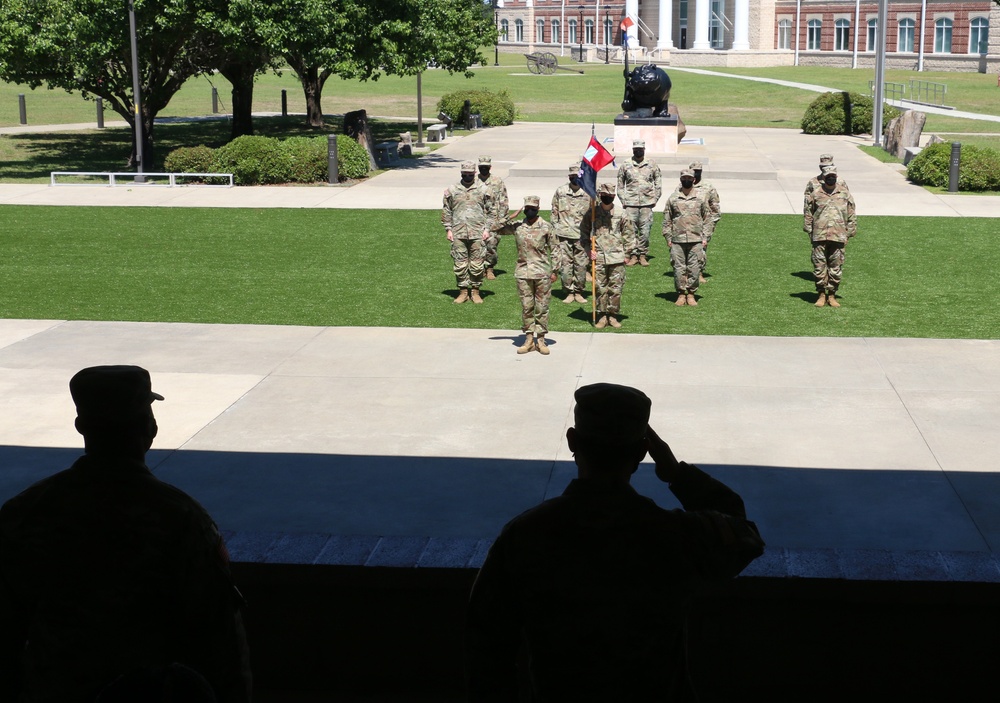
551, 163, 593, 305
477, 155, 509, 281
442, 160, 490, 304
803, 165, 856, 308
493, 196, 560, 355
617, 139, 662, 267
582, 183, 635, 329
663, 169, 712, 307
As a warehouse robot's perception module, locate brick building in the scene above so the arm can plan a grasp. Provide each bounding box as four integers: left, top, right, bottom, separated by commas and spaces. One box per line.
493, 1, 1000, 72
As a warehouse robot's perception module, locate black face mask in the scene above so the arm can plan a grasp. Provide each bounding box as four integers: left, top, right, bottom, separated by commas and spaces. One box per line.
600, 195, 615, 205
461, 173, 475, 184
523, 207, 539, 219
479, 166, 490, 178
568, 175, 579, 185
823, 175, 837, 186
633, 150, 645, 160
680, 179, 694, 189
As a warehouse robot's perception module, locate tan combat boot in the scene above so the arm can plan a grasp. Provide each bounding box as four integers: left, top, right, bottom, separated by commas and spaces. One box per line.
562, 291, 576, 304
485, 268, 496, 280
574, 293, 587, 304
675, 293, 687, 307
687, 294, 698, 307
827, 292, 841, 307
594, 315, 608, 329
639, 255, 649, 267
454, 289, 469, 304
626, 255, 639, 267
699, 274, 707, 284
471, 289, 484, 304
535, 336, 550, 355
608, 316, 622, 328
815, 293, 827, 307
517, 333, 534, 354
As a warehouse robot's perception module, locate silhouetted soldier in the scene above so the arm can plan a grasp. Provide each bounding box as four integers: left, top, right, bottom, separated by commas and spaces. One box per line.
0, 366, 251, 703
467, 383, 764, 702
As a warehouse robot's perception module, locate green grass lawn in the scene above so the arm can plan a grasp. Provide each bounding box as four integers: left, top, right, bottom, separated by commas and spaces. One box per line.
2, 205, 996, 339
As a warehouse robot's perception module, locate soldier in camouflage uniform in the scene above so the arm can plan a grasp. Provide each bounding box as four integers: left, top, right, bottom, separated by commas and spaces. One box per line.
551, 163, 593, 305
478, 156, 509, 281
442, 160, 490, 304
0, 366, 251, 703
688, 160, 721, 282
804, 153, 850, 198
616, 139, 662, 267
493, 196, 560, 354
803, 165, 856, 308
582, 183, 635, 329
663, 169, 712, 307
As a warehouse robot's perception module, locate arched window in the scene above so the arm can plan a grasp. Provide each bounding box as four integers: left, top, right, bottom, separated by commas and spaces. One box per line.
569, 18, 578, 44
536, 18, 545, 43
834, 18, 850, 51
585, 19, 594, 44
934, 17, 952, 54
807, 19, 821, 50
500, 19, 509, 43
515, 18, 524, 43
777, 19, 792, 50
970, 16, 989, 54
867, 18, 877, 51
552, 19, 561, 44
898, 17, 915, 52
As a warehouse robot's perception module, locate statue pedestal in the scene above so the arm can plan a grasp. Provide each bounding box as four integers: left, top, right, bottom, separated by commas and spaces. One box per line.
613, 115, 679, 155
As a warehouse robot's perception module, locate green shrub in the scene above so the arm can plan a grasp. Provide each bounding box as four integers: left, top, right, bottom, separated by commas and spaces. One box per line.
907, 142, 1000, 191
437, 89, 516, 127
336, 134, 370, 180
211, 135, 293, 185
801, 92, 900, 135
163, 145, 215, 175
283, 136, 328, 183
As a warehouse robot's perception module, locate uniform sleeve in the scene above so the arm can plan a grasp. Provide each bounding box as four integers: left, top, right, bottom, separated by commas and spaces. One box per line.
616, 166, 626, 203
550, 192, 561, 225
846, 192, 857, 238
492, 218, 517, 235
662, 199, 674, 240
803, 190, 815, 234
653, 165, 663, 203
442, 189, 453, 230
701, 197, 713, 240
709, 187, 721, 224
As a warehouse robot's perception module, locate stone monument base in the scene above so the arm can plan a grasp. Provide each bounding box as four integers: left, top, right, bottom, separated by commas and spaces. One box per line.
613, 115, 679, 155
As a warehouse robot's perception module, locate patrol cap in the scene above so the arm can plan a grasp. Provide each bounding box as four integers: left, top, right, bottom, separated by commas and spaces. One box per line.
569, 162, 581, 173
819, 153, 835, 164
680, 168, 695, 178
821, 164, 837, 174
574, 383, 651, 443
632, 139, 645, 149
597, 182, 616, 195
478, 155, 492, 165
460, 160, 476, 172
689, 161, 704, 170
70, 365, 164, 421
524, 195, 540, 207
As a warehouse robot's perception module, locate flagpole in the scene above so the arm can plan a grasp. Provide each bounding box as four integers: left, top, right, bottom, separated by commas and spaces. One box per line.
590, 200, 597, 324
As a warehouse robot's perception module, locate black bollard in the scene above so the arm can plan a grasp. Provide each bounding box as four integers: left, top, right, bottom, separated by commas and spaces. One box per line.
18, 94, 26, 125
327, 135, 339, 185
948, 142, 961, 193
281, 89, 288, 117
96, 98, 104, 128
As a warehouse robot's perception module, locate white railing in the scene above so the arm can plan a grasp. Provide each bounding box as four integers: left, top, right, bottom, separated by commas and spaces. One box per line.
50, 172, 234, 187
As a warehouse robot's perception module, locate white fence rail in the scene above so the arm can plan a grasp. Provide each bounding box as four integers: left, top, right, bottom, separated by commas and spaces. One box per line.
50, 171, 234, 187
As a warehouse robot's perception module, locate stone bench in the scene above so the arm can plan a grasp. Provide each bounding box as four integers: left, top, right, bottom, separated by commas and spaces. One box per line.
903, 146, 923, 165
373, 141, 398, 167
427, 123, 448, 142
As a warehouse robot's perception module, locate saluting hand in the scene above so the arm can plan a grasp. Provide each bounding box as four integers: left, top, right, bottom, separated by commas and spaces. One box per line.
647, 426, 682, 484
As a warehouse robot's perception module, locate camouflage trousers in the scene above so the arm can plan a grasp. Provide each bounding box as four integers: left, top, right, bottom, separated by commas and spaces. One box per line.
516, 277, 552, 335
812, 240, 845, 293
671, 241, 704, 293
484, 232, 502, 269
624, 206, 654, 256
595, 263, 626, 315
697, 228, 716, 272
557, 237, 588, 294
452, 237, 486, 289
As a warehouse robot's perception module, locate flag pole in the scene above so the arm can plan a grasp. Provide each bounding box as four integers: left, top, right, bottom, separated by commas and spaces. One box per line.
590, 199, 597, 324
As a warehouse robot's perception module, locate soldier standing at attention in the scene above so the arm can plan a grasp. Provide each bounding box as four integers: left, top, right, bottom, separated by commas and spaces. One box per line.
442, 160, 489, 304
477, 156, 509, 281
493, 196, 559, 355
582, 183, 635, 329
804, 166, 856, 308
663, 168, 712, 307
804, 153, 850, 197
551, 163, 593, 305
689, 160, 721, 283
617, 139, 661, 267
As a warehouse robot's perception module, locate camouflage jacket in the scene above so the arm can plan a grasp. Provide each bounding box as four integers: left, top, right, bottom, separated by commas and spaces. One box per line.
804, 184, 857, 243
581, 206, 635, 266
478, 173, 509, 227
550, 184, 592, 240
493, 216, 559, 279
442, 180, 488, 240
663, 189, 712, 244
693, 181, 721, 233
616, 159, 662, 207
0, 455, 252, 703
467, 464, 764, 702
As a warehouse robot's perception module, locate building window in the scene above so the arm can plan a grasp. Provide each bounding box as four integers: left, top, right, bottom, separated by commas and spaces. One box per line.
569, 19, 577, 44
867, 18, 877, 51
807, 19, 821, 50
604, 18, 613, 45
710, 0, 725, 48
834, 18, 850, 51
500, 19, 509, 43
778, 19, 791, 50
515, 18, 524, 42
898, 17, 915, 53
536, 18, 545, 43
970, 16, 989, 54
934, 17, 952, 54
552, 19, 561, 45
585, 19, 594, 44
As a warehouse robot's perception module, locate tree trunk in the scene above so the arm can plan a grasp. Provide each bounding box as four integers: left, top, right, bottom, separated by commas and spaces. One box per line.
220, 62, 256, 139
301, 65, 325, 128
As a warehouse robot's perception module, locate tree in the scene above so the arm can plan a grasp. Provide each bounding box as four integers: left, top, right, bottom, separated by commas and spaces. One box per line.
0, 0, 215, 167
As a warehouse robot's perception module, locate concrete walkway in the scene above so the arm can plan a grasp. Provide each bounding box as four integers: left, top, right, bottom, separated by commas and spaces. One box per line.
2, 118, 999, 580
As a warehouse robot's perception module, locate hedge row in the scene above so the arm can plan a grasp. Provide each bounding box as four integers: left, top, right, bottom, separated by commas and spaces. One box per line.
437, 88, 517, 127
907, 142, 1000, 192
164, 134, 370, 185
801, 92, 901, 135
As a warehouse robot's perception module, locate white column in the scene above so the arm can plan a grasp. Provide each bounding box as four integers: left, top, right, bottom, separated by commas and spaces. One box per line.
732, 0, 750, 50
657, 0, 674, 49
625, 0, 640, 47
693, 0, 711, 49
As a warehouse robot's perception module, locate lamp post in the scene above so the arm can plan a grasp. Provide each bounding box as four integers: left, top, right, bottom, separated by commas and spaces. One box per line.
578, 5, 584, 58
604, 8, 610, 63
128, 0, 144, 181
494, 4, 500, 67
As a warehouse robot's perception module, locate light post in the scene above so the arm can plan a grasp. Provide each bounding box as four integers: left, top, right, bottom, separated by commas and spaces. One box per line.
494, 4, 500, 67
578, 5, 584, 58
128, 0, 144, 181
604, 9, 610, 63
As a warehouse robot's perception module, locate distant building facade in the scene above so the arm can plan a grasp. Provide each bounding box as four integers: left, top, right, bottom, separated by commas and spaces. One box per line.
493, 1, 1000, 72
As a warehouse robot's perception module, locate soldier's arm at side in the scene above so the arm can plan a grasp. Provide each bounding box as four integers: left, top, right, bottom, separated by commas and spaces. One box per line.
802, 191, 814, 233
653, 165, 663, 202
442, 189, 454, 240
846, 193, 857, 238
661, 200, 674, 242
0, 561, 26, 700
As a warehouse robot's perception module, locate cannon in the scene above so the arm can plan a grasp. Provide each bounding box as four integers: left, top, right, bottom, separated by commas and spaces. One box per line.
524, 52, 584, 75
